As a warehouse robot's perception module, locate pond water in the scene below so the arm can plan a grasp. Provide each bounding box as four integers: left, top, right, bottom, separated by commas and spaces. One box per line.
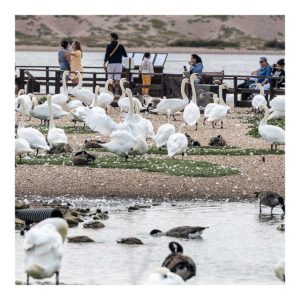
15, 198, 285, 285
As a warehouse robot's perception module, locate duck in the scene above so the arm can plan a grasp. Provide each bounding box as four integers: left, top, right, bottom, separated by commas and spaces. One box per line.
151, 77, 189, 120
24, 218, 68, 285
15, 138, 34, 162
167, 124, 188, 159
274, 258, 285, 282
46, 95, 68, 150
118, 78, 143, 112
95, 79, 114, 111
150, 225, 208, 239
51, 71, 69, 106
183, 73, 201, 130
17, 98, 50, 155
254, 191, 285, 215
252, 83, 267, 110
144, 267, 184, 285
71, 71, 94, 105
209, 135, 227, 147
162, 241, 196, 281
258, 104, 285, 150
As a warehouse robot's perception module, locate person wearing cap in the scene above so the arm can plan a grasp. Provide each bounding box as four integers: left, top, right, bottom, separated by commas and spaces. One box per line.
103, 33, 128, 95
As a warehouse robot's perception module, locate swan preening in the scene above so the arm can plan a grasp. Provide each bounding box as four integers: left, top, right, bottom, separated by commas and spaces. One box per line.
268, 95, 285, 120
24, 218, 68, 285
15, 138, 34, 161
258, 104, 285, 150
167, 124, 188, 159
93, 80, 114, 111
155, 109, 176, 148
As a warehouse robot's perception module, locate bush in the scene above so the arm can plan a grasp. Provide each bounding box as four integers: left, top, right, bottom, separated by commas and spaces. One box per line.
169, 39, 240, 49
264, 39, 285, 50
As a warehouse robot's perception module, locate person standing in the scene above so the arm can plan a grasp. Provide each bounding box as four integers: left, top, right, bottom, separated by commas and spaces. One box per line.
139, 52, 154, 96
103, 33, 127, 94
58, 39, 70, 71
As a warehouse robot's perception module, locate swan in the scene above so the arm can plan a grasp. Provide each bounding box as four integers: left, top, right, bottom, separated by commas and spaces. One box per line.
274, 258, 285, 282
71, 71, 94, 105
118, 78, 143, 112
15, 138, 34, 161
15, 93, 38, 116
268, 110, 285, 121
15, 89, 25, 111
67, 99, 83, 110
95, 80, 114, 111
167, 124, 188, 159
203, 94, 219, 125
144, 267, 184, 285
269, 95, 285, 112
183, 73, 201, 130
17, 98, 50, 154
51, 71, 69, 106
252, 83, 267, 109
258, 104, 285, 150
151, 78, 190, 119
47, 95, 68, 150
155, 108, 175, 148
24, 218, 68, 285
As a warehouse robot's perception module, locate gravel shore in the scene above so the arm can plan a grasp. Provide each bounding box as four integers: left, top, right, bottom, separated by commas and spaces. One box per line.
15, 107, 285, 200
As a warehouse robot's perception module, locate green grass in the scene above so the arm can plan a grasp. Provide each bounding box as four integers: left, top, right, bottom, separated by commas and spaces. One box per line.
16, 155, 240, 178
86, 145, 284, 156
31, 125, 93, 134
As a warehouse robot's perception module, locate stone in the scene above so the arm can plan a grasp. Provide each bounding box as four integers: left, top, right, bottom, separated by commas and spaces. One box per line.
67, 236, 95, 243
65, 217, 79, 228
83, 221, 105, 229
277, 224, 285, 232
96, 212, 109, 220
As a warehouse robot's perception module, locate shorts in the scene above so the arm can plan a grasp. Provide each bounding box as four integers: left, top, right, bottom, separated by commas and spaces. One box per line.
107, 63, 123, 80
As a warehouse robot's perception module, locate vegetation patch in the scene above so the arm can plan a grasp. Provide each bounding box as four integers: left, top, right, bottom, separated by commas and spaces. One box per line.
16, 155, 240, 178
31, 125, 93, 134
264, 39, 285, 50
169, 39, 240, 48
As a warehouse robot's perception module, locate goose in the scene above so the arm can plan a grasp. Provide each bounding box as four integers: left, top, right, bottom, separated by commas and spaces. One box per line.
155, 108, 176, 148
254, 191, 285, 215
274, 258, 285, 282
71, 71, 94, 105
118, 78, 143, 112
258, 104, 285, 150
17, 98, 50, 154
24, 218, 68, 285
47, 95, 68, 150
183, 73, 201, 130
15, 138, 34, 162
116, 237, 143, 245
162, 242, 196, 281
51, 71, 69, 106
150, 225, 208, 239
144, 267, 184, 285
151, 77, 190, 119
252, 83, 267, 110
167, 124, 188, 159
95, 80, 114, 111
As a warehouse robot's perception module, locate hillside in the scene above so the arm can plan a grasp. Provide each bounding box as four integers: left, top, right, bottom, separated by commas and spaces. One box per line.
15, 15, 285, 51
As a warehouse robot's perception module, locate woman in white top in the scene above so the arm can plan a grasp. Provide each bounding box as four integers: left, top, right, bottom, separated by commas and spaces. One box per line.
139, 52, 154, 96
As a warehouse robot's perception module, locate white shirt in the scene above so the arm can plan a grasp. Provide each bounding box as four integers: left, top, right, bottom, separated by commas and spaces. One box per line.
140, 58, 154, 74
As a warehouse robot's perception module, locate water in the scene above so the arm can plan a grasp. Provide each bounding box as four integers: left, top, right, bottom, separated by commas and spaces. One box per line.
15, 199, 285, 285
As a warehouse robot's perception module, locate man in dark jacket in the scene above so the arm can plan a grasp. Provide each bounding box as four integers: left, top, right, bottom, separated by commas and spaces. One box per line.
103, 33, 127, 94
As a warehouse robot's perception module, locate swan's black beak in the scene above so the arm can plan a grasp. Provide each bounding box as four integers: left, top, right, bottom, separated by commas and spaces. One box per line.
281, 204, 285, 214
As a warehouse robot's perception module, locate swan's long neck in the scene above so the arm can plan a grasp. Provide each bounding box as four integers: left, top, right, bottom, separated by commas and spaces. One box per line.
120, 80, 126, 95
166, 109, 171, 124
47, 96, 55, 129
257, 83, 264, 95
31, 96, 38, 109
62, 72, 68, 95
190, 77, 197, 104
181, 79, 189, 101
134, 99, 140, 115
92, 86, 100, 106
218, 85, 227, 106
127, 92, 134, 120
260, 105, 269, 125
18, 89, 25, 97
18, 98, 25, 129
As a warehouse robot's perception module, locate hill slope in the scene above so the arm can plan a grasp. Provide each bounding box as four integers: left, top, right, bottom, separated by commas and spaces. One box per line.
15, 15, 285, 50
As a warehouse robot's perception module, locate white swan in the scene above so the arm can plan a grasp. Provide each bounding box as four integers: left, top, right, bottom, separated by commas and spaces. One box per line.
15, 89, 25, 111
167, 124, 188, 159
51, 71, 69, 106
252, 83, 267, 109
24, 218, 68, 285
47, 95, 68, 150
203, 94, 218, 125
95, 80, 114, 111
155, 108, 176, 148
69, 106, 86, 125
17, 98, 50, 154
144, 267, 184, 285
183, 73, 201, 130
274, 258, 285, 282
268, 110, 285, 121
67, 99, 83, 110
269, 95, 285, 112
258, 104, 285, 150
118, 78, 143, 112
71, 71, 94, 105
15, 93, 38, 117
15, 138, 34, 161
152, 78, 189, 119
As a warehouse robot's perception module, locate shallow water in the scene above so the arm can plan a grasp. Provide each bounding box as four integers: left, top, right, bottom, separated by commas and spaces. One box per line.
15, 199, 285, 285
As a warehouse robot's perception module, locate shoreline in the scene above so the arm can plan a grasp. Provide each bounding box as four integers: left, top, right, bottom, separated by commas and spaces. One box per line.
15, 45, 285, 55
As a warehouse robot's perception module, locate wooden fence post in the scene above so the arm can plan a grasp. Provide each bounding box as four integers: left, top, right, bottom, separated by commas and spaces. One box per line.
93, 73, 97, 93
19, 69, 25, 90
55, 70, 60, 94
233, 76, 238, 107
45, 66, 49, 94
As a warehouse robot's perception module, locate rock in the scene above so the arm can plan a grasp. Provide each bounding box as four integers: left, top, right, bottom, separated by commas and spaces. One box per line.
15, 203, 30, 210
67, 236, 95, 243
83, 221, 105, 229
209, 135, 227, 147
96, 212, 109, 220
15, 218, 25, 230
277, 224, 285, 232
117, 237, 144, 245
128, 204, 151, 212
65, 217, 79, 228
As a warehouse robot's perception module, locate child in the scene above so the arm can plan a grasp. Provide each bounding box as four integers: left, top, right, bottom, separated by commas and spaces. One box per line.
139, 52, 154, 96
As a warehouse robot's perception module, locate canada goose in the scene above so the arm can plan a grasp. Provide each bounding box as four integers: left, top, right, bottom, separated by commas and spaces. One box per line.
72, 151, 96, 166
185, 133, 201, 147
144, 267, 184, 285
209, 135, 227, 147
162, 241, 196, 281
84, 139, 104, 148
24, 218, 68, 285
274, 258, 285, 282
117, 237, 143, 245
254, 191, 285, 215
150, 226, 208, 239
